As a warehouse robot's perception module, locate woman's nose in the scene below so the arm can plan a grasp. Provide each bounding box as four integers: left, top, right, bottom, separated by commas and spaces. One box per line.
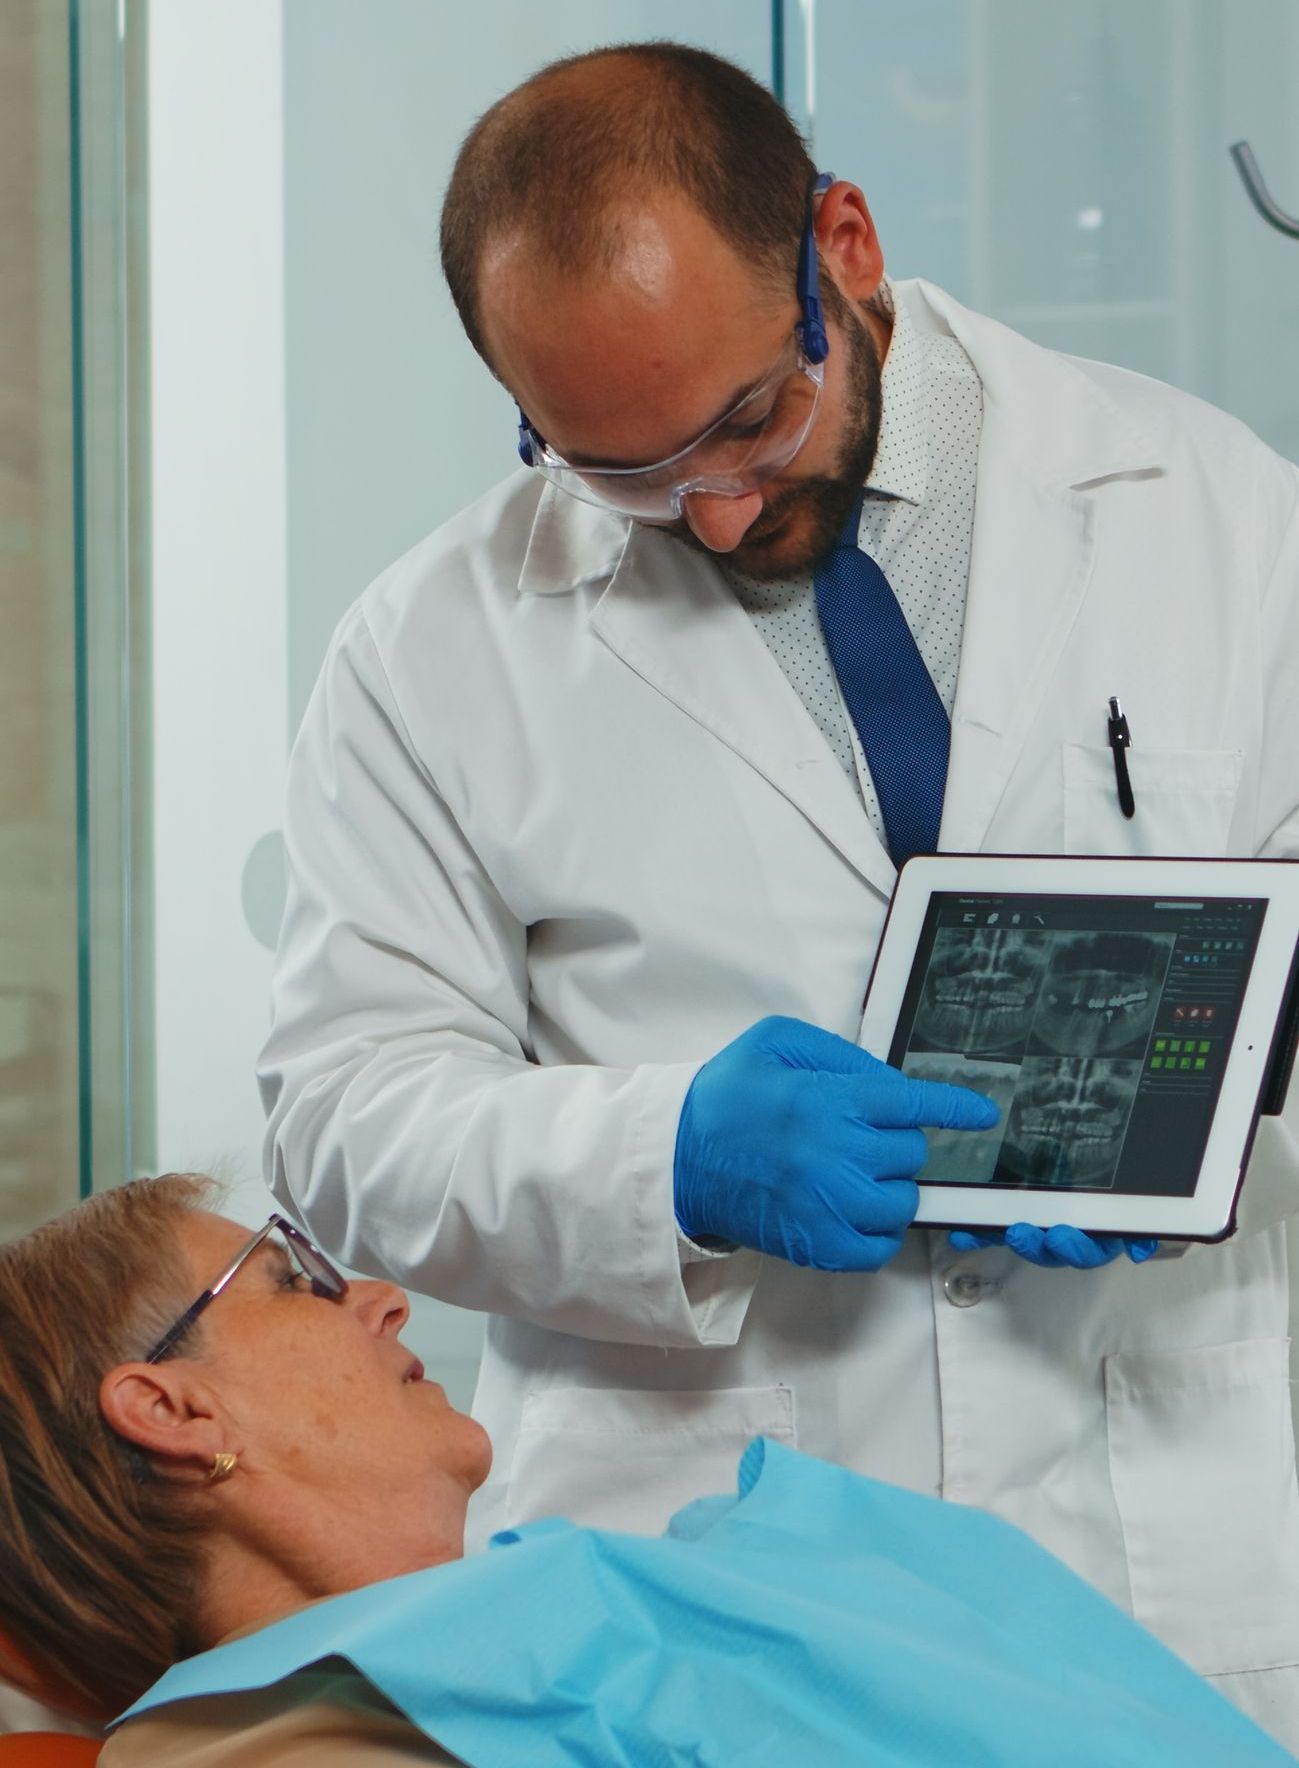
681, 488, 763, 552
347, 1278, 409, 1338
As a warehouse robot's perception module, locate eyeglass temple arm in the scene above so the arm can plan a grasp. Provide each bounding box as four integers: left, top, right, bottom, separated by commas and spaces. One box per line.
144, 1291, 215, 1364
796, 171, 835, 366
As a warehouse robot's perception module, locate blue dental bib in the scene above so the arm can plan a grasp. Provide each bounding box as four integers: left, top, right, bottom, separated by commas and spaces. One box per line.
114, 1440, 1288, 1766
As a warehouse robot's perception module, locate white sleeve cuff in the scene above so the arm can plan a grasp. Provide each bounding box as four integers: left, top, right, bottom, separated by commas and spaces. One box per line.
675, 1221, 740, 1265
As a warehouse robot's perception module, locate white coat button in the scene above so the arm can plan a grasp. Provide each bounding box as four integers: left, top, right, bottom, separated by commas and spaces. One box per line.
944, 1266, 994, 1307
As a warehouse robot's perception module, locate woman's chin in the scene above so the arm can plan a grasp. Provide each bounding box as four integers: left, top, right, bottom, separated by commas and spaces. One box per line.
466, 1418, 494, 1489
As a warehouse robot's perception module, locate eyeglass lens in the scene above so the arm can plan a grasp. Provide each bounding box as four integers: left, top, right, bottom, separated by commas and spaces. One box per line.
277, 1220, 348, 1300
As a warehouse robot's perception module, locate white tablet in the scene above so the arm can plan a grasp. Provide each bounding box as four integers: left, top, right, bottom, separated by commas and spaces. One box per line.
859, 856, 1299, 1241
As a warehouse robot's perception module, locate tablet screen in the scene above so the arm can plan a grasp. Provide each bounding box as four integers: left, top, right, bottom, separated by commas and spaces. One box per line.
888, 891, 1268, 1195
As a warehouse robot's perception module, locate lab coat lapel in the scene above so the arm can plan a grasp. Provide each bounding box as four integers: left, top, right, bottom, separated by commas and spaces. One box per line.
909, 282, 1164, 853
589, 526, 898, 900
943, 452, 1096, 854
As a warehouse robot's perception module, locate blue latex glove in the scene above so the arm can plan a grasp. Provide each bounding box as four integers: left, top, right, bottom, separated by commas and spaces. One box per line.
948, 1224, 1159, 1269
674, 1016, 1001, 1272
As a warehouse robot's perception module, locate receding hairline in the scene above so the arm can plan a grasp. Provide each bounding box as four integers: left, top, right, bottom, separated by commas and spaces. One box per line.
484, 174, 795, 279
441, 40, 817, 368
466, 47, 784, 275
474, 183, 795, 367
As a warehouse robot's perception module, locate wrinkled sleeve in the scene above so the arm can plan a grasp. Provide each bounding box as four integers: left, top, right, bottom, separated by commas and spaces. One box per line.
258, 609, 758, 1348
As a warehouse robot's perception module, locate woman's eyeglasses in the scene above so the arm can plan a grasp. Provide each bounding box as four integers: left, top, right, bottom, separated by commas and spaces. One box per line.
143, 1213, 347, 1364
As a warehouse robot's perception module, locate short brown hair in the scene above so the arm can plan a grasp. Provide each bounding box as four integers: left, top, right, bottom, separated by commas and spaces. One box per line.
0, 1174, 218, 1719
440, 41, 817, 367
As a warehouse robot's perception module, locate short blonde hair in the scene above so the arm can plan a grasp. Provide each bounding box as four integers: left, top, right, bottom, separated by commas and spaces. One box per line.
0, 1174, 218, 1719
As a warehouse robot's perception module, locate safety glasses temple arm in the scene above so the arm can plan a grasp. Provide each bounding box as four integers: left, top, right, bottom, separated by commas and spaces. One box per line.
517, 407, 537, 466
797, 170, 834, 365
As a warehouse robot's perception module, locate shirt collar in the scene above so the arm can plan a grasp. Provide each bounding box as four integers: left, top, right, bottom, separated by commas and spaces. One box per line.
860, 276, 929, 508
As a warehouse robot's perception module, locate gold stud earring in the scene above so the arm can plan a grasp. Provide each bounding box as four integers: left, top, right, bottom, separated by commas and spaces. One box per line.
207, 1451, 238, 1484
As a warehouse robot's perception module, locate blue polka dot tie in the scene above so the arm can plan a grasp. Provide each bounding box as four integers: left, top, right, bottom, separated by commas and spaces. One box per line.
813, 496, 950, 867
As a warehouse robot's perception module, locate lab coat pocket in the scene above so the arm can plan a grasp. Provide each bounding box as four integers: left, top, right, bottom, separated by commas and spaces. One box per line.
1062, 744, 1243, 856
506, 1384, 795, 1535
1105, 1338, 1299, 1676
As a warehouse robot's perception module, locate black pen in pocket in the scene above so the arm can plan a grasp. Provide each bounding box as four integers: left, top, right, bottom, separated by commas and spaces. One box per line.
1107, 696, 1135, 819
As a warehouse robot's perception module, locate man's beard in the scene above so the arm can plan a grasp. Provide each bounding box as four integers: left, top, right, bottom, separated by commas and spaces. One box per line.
664, 303, 884, 581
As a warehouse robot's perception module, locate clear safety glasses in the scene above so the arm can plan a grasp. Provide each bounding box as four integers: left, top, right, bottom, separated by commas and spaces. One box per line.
515, 173, 834, 524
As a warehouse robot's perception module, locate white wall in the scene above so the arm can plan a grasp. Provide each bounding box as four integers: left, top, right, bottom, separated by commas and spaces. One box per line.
149, 0, 289, 1215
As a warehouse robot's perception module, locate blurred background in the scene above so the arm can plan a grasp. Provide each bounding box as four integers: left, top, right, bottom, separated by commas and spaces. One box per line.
4, 0, 1299, 1412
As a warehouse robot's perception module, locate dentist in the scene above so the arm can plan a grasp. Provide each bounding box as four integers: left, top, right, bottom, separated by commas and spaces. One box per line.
260, 43, 1299, 1750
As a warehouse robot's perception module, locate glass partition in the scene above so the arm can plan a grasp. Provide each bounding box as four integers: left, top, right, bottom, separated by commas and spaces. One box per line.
804, 0, 1299, 459
73, 0, 154, 1200
1, 0, 82, 1238
0, 0, 150, 1244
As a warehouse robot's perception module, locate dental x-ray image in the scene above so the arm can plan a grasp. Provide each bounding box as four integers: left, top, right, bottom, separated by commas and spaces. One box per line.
997, 1057, 1143, 1189
899, 921, 1180, 1189
910, 929, 1053, 1058
902, 1052, 1018, 1183
1028, 932, 1174, 1060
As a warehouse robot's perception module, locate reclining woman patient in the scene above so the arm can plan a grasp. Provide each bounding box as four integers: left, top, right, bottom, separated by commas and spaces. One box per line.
0, 1177, 1289, 1767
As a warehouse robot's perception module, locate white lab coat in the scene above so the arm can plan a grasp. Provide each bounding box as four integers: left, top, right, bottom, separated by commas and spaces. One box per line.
261, 282, 1299, 1746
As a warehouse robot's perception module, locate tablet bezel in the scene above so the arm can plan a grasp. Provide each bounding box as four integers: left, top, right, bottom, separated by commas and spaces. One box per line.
858, 855, 1299, 1241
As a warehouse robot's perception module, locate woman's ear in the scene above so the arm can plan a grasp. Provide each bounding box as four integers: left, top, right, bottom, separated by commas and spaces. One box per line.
813, 180, 885, 305
99, 1361, 227, 1481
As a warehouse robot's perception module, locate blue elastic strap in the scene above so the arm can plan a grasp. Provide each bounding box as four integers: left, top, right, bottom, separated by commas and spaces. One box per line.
796, 169, 834, 365
516, 408, 535, 466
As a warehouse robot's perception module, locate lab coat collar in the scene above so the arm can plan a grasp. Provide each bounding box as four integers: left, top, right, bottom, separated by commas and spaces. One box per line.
862, 277, 929, 506
513, 486, 898, 890
906, 278, 1166, 852
593, 524, 901, 898
516, 482, 631, 597
905, 278, 1165, 488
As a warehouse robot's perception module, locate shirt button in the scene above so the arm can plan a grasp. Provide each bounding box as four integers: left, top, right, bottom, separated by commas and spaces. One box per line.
944, 1267, 992, 1308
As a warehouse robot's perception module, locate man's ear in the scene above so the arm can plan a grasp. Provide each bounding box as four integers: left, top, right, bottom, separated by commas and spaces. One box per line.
813, 180, 885, 305
99, 1361, 227, 1481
